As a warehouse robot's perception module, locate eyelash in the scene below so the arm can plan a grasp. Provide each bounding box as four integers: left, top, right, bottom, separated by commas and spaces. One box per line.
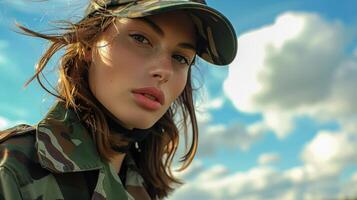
130, 33, 151, 45
129, 33, 191, 66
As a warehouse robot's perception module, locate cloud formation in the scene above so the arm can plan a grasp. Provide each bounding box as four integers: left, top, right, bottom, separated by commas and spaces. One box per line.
301, 130, 357, 177
0, 116, 10, 130
183, 11, 357, 157
171, 128, 357, 200
258, 152, 280, 165
0, 115, 28, 130
224, 11, 356, 138
186, 111, 268, 157
171, 11, 357, 199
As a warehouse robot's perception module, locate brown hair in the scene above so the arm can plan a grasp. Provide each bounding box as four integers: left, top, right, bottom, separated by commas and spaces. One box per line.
17, 3, 199, 199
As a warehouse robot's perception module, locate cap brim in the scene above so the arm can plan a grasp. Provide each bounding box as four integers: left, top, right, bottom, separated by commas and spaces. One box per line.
111, 1, 237, 66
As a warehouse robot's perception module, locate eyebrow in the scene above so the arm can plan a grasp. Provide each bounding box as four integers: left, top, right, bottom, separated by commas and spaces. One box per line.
137, 18, 197, 53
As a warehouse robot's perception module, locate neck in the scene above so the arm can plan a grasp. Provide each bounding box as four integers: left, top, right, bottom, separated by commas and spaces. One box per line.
85, 98, 150, 154
99, 101, 149, 143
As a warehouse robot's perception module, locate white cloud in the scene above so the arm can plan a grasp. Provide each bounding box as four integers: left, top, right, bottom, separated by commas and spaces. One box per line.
301, 130, 357, 177
172, 164, 254, 199
0, 116, 10, 130
258, 152, 280, 165
0, 116, 27, 130
174, 98, 267, 157
0, 116, 29, 130
173, 159, 205, 181
169, 12, 357, 199
320, 59, 357, 120
170, 161, 355, 200
195, 121, 267, 156
339, 172, 357, 198
175, 109, 267, 158
195, 85, 225, 112
262, 110, 295, 139
202, 97, 224, 109
171, 165, 295, 200
224, 11, 356, 138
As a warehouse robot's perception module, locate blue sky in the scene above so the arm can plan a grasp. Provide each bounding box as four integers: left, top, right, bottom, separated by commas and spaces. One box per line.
1, 0, 357, 199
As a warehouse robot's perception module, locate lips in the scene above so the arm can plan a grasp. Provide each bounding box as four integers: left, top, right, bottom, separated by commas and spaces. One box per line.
132, 87, 165, 105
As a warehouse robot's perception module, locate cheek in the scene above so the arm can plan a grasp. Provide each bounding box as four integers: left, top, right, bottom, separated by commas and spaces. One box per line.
90, 42, 139, 82
169, 71, 189, 102
88, 48, 125, 101
108, 37, 147, 75
88, 62, 111, 100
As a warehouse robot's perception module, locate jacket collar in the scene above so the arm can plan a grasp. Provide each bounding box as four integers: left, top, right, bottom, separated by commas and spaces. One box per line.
35, 101, 103, 173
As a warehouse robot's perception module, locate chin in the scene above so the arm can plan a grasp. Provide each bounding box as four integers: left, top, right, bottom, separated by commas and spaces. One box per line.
129, 110, 164, 130
134, 121, 157, 130
118, 105, 165, 130
121, 115, 157, 130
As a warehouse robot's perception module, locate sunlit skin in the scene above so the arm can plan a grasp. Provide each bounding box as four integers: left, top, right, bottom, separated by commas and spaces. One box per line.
86, 11, 197, 185
88, 11, 196, 131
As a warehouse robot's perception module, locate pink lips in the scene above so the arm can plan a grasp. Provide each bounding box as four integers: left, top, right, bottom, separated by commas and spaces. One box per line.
132, 87, 165, 111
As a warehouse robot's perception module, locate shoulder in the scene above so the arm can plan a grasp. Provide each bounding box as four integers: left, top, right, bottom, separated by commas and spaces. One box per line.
0, 123, 38, 169
0, 124, 36, 141
0, 124, 37, 162
0, 124, 51, 186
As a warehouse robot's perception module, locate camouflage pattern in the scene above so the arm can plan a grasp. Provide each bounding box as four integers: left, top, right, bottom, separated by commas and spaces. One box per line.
0, 101, 145, 200
85, 0, 237, 66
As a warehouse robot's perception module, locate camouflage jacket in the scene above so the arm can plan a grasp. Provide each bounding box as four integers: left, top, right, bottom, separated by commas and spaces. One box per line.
0, 101, 146, 200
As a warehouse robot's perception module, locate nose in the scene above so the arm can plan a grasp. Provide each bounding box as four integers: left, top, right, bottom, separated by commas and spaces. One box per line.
149, 55, 173, 84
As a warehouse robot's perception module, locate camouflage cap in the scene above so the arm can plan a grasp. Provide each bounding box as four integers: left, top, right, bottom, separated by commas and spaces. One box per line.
84, 0, 237, 66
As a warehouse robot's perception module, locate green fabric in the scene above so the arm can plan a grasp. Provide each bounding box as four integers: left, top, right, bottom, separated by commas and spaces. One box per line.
0, 167, 23, 200
0, 101, 143, 199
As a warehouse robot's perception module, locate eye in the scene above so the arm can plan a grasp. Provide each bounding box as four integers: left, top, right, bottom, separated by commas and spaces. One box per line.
173, 54, 191, 65
129, 33, 151, 45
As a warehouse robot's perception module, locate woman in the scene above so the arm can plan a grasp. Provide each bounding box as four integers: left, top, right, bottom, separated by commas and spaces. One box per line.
0, 0, 237, 199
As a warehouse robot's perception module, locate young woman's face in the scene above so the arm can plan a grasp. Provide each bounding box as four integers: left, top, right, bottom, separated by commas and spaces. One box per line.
88, 11, 196, 129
